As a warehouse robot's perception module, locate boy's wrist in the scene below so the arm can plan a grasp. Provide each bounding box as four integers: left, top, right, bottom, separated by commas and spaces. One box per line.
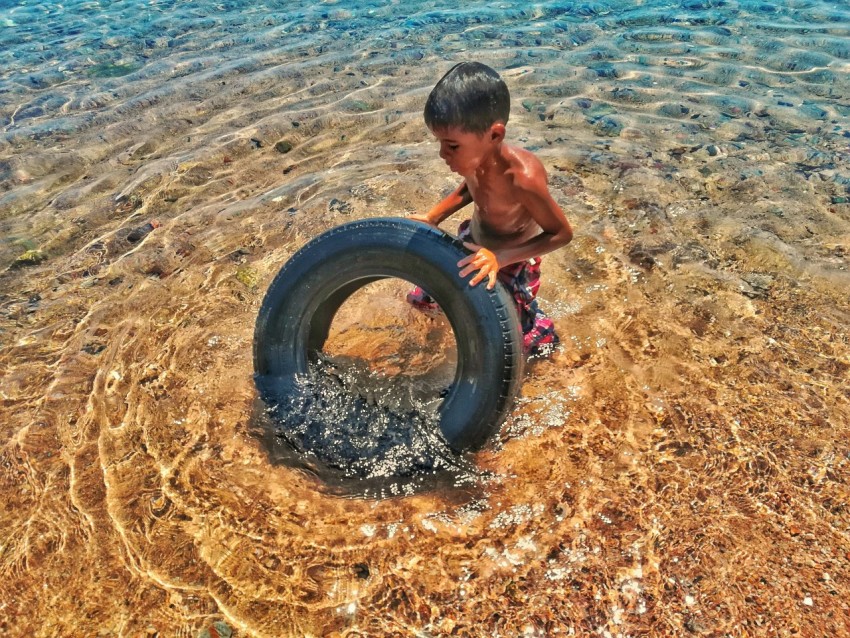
426, 210, 449, 225
409, 213, 440, 228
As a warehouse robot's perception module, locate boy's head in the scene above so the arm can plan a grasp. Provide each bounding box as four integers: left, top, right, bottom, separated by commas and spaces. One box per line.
424, 62, 510, 134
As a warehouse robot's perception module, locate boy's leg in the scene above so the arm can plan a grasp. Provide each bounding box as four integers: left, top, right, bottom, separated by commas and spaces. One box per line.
406, 220, 473, 312
406, 286, 439, 311
522, 302, 559, 354
497, 259, 559, 354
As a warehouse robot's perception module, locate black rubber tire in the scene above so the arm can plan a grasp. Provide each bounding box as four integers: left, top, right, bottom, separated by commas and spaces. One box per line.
253, 217, 524, 451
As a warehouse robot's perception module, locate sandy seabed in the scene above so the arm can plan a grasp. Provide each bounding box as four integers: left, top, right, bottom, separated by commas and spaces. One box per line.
1, 1, 849, 636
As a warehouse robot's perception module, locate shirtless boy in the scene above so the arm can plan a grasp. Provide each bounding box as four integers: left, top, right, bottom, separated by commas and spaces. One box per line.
407, 61, 574, 354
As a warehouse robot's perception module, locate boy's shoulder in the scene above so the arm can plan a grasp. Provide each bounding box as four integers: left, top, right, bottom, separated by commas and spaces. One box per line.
501, 143, 548, 191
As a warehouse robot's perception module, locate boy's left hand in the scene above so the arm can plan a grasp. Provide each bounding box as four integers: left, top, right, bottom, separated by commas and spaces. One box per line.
458, 242, 500, 290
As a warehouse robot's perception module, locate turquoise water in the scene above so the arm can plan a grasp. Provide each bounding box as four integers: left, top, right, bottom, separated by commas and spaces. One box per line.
3, 1, 849, 157
1, 1, 849, 636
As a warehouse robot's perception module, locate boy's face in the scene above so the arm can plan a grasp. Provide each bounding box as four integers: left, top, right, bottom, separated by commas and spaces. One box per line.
430, 125, 503, 177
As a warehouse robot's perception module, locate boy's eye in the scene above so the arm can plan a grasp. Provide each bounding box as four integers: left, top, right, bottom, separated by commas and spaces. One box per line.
448, 144, 459, 151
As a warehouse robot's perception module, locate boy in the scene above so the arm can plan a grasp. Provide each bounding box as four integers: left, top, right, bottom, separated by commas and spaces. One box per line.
407, 61, 574, 354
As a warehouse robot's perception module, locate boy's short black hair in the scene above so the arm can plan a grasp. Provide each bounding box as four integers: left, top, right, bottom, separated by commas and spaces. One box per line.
424, 62, 510, 134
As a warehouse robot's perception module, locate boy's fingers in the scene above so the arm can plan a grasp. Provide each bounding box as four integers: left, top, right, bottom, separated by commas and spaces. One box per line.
469, 270, 487, 286
459, 246, 500, 288
459, 259, 483, 282
458, 244, 482, 267
457, 253, 474, 268
459, 262, 481, 278
467, 262, 498, 287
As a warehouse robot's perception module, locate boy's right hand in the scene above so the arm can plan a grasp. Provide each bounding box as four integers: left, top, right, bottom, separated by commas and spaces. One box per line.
408, 213, 439, 229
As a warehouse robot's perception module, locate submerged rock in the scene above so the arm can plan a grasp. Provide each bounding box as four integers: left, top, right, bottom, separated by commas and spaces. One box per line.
658, 103, 691, 118
328, 198, 353, 215
11, 249, 47, 268
274, 140, 293, 154
594, 116, 623, 137
198, 621, 232, 638
126, 220, 160, 243
628, 242, 676, 270
85, 62, 140, 78
349, 100, 371, 112
235, 266, 259, 289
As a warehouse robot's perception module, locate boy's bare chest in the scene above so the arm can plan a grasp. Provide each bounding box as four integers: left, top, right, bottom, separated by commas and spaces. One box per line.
467, 179, 526, 230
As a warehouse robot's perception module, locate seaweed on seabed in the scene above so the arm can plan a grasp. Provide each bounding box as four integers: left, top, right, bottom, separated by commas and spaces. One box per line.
85, 62, 141, 78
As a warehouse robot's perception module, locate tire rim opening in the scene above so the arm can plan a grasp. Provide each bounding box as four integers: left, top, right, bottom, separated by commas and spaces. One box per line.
320, 277, 458, 414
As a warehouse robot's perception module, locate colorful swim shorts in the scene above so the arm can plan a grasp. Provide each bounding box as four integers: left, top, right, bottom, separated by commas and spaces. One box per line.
407, 220, 558, 355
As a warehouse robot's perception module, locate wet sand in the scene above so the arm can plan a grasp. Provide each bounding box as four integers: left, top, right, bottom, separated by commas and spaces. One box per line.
1, 1, 849, 636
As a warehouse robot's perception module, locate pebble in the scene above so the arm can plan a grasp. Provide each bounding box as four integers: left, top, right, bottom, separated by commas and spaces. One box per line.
658, 103, 690, 118
593, 116, 622, 137
82, 343, 106, 355
621, 127, 644, 140
800, 103, 828, 120
522, 99, 546, 113
328, 198, 352, 214
198, 621, 233, 638
235, 266, 259, 289
274, 140, 293, 154
627, 242, 675, 270
127, 220, 161, 243
353, 562, 370, 579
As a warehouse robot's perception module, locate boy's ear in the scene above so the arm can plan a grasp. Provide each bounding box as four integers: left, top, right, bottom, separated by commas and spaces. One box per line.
490, 122, 506, 142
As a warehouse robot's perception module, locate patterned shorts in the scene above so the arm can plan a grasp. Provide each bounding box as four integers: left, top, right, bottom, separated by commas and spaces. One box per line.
407, 220, 558, 354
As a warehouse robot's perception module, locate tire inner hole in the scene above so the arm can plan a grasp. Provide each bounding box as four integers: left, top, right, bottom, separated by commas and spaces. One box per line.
321, 278, 458, 413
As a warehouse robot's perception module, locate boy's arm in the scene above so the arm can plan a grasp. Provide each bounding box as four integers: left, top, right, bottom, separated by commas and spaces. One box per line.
459, 163, 573, 289
409, 182, 472, 227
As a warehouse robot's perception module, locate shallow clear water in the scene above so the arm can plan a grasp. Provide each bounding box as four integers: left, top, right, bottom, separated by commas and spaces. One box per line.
1, 0, 849, 636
